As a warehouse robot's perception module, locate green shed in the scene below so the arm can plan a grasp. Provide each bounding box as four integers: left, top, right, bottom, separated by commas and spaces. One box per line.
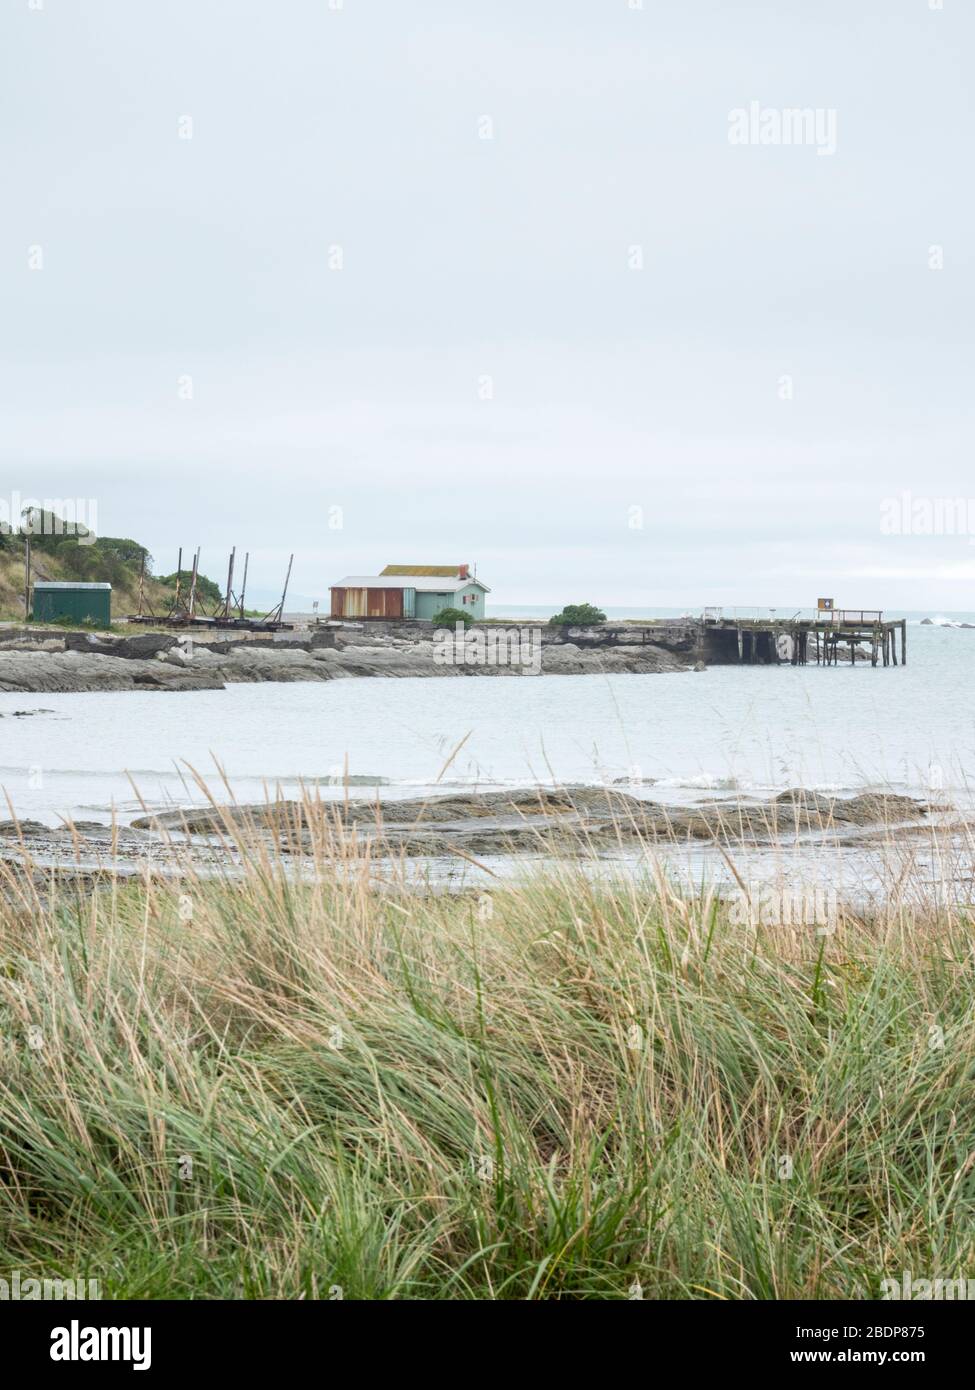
33, 581, 112, 628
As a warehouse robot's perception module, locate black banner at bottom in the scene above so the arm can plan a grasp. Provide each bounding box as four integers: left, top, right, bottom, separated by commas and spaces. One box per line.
4, 1298, 970, 1374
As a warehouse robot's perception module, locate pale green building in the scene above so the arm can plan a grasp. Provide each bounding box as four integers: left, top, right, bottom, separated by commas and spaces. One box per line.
329, 564, 490, 621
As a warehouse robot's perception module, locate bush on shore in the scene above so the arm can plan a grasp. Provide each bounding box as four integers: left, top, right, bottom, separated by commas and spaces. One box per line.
432, 606, 473, 628
548, 603, 607, 626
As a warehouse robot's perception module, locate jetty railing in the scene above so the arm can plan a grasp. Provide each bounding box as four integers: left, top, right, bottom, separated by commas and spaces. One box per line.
701, 607, 883, 626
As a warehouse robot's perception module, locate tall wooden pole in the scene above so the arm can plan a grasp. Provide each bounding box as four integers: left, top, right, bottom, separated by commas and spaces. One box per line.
24, 533, 31, 620
278, 553, 294, 620
223, 547, 236, 622
188, 547, 200, 619
238, 552, 249, 619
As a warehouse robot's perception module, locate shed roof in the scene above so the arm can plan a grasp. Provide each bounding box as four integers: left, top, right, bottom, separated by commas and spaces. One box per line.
381, 564, 462, 577
33, 581, 112, 590
332, 575, 490, 593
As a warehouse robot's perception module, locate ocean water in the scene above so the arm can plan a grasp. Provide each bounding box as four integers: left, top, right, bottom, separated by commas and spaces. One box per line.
1, 618, 973, 825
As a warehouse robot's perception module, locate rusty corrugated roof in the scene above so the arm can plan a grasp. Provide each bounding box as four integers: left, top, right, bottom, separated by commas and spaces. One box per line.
381, 564, 460, 577
333, 575, 488, 591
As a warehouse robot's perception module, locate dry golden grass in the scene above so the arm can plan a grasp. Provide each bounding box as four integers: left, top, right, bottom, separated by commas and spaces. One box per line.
0, 783, 973, 1299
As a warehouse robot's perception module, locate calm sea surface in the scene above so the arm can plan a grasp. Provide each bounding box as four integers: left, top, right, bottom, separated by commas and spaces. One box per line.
1, 617, 973, 825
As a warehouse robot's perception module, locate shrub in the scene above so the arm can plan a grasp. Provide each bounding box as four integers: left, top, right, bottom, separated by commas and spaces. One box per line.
432, 606, 473, 628
548, 603, 607, 626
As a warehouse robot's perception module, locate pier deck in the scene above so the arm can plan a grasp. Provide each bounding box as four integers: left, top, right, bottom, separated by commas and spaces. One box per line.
699, 609, 906, 666
556, 609, 907, 667
703, 614, 901, 667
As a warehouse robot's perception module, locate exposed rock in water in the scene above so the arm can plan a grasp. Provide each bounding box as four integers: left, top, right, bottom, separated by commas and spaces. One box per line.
0, 786, 944, 889
125, 787, 937, 859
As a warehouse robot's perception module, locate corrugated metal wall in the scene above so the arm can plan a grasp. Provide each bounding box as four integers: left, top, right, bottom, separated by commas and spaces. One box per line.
33, 586, 112, 627
330, 586, 405, 619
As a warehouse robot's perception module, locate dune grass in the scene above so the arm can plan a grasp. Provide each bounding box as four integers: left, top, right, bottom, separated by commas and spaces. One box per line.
1, 801, 974, 1300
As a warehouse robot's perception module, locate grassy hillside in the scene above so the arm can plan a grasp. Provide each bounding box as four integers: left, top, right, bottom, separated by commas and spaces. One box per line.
0, 537, 162, 621
0, 516, 219, 623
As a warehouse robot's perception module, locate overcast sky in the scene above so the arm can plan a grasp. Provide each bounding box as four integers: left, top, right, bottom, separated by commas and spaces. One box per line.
3, 1, 973, 610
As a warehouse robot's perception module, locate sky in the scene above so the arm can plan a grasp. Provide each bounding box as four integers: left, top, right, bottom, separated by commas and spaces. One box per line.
2, 0, 973, 610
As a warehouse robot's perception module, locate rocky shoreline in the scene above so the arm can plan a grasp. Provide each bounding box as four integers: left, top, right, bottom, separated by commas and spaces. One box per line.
0, 623, 701, 694
0, 786, 943, 887
129, 785, 938, 856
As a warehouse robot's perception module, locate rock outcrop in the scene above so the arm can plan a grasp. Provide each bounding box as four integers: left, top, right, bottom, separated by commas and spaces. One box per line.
0, 624, 699, 692
127, 787, 934, 859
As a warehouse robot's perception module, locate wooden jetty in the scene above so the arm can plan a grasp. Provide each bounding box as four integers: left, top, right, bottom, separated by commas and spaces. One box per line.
552, 607, 907, 667
699, 609, 906, 667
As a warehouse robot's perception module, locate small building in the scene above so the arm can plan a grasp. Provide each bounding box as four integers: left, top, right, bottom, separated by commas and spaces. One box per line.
32, 581, 112, 628
330, 564, 489, 621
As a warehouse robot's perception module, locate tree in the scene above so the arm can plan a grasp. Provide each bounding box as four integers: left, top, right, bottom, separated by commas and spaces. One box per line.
548, 603, 607, 626
157, 570, 224, 607
432, 606, 473, 629
95, 537, 152, 571
18, 507, 94, 551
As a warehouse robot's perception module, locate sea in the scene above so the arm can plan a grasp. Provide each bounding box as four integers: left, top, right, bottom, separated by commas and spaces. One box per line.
1, 611, 973, 828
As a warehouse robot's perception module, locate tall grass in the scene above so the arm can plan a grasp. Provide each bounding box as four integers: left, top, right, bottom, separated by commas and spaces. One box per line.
1, 789, 974, 1299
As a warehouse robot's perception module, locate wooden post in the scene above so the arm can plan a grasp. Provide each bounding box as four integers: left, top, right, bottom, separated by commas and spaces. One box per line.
891, 625, 898, 666
238, 552, 249, 619
24, 533, 31, 619
223, 547, 236, 622
901, 619, 907, 665
188, 547, 200, 619
279, 553, 294, 618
